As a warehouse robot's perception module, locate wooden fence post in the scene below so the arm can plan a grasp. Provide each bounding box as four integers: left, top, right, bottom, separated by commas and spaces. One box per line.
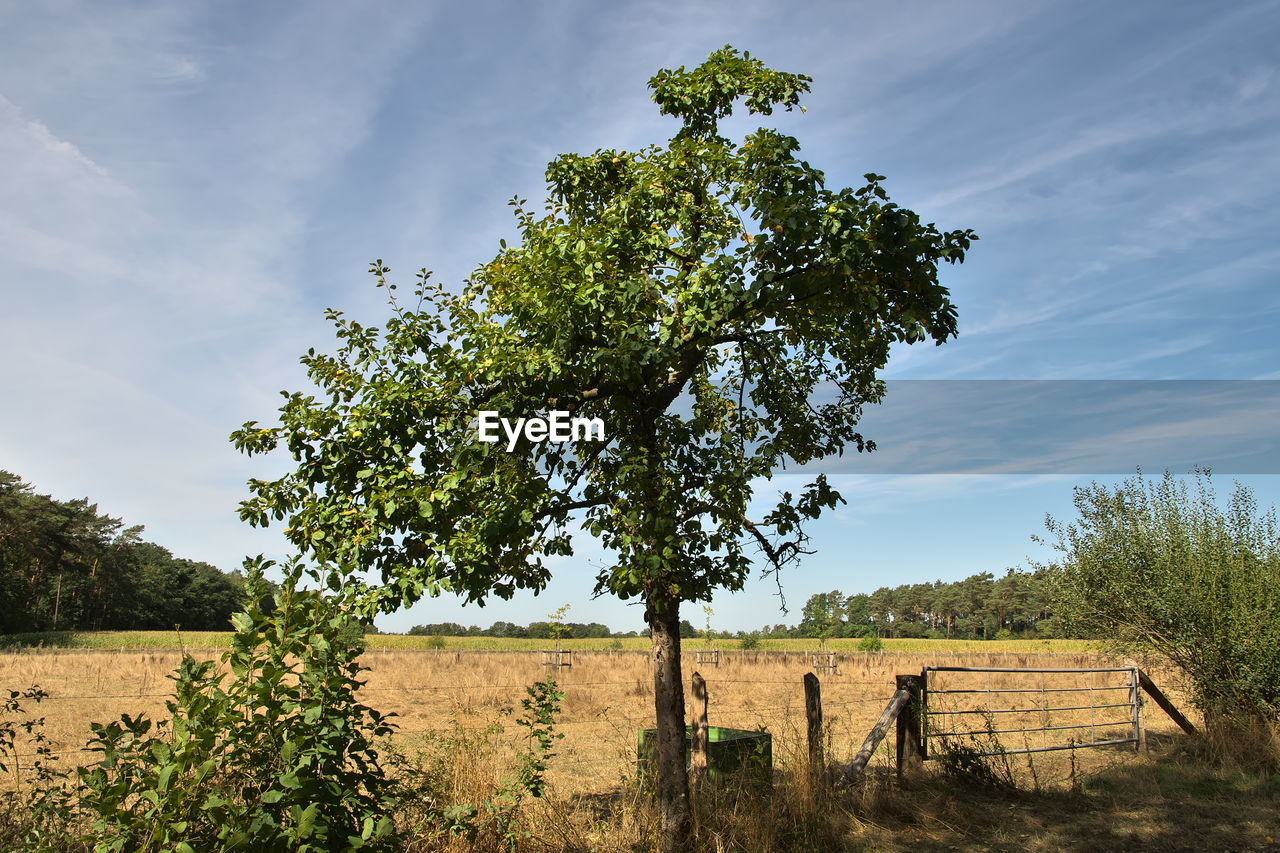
691, 671, 708, 789
1129, 667, 1146, 752
1137, 670, 1198, 735
839, 687, 910, 786
804, 672, 823, 784
895, 674, 923, 781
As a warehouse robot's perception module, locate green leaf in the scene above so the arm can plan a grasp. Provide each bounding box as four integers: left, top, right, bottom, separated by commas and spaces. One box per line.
296, 802, 318, 838
156, 763, 176, 792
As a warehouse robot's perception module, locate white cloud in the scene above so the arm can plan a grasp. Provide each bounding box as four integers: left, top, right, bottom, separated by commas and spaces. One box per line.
0, 3, 436, 572
1, 0, 1276, 628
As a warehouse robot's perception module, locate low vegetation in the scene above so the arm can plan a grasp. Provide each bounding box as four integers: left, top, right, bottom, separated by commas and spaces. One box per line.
6, 622, 1276, 851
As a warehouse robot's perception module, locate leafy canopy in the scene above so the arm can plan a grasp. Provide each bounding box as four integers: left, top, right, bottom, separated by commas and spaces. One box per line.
232, 46, 975, 616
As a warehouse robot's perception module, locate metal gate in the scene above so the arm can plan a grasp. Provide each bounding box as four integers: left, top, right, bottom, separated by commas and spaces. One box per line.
920, 666, 1142, 758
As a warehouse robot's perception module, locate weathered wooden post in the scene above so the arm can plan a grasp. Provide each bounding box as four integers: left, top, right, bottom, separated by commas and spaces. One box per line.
541, 648, 573, 670
839, 687, 910, 786
691, 671, 709, 789
895, 674, 924, 781
1137, 670, 1198, 735
1129, 667, 1145, 752
804, 672, 824, 785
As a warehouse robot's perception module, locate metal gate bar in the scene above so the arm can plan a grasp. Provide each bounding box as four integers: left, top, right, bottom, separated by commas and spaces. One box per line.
957, 737, 1137, 758
929, 701, 1133, 716
921, 666, 1142, 759
924, 666, 1135, 673
931, 685, 1130, 695
932, 718, 1135, 738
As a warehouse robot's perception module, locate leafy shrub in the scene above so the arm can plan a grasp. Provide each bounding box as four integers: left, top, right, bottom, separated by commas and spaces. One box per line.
0, 687, 80, 849
76, 556, 401, 852
856, 631, 883, 652
739, 632, 761, 650
1045, 470, 1280, 733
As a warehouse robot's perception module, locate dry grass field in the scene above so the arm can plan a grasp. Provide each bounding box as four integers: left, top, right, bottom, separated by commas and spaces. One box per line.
0, 645, 1191, 792
5, 643, 1277, 851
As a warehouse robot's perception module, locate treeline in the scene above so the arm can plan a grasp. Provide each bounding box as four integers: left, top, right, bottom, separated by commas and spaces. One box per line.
408, 570, 1063, 642
778, 568, 1061, 640
407, 621, 646, 639
0, 471, 246, 634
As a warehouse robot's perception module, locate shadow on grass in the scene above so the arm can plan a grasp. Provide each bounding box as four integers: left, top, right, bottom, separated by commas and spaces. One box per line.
550, 736, 1279, 853
855, 738, 1280, 853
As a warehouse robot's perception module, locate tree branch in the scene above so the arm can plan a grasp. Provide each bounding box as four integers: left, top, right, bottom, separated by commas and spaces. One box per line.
533, 497, 608, 520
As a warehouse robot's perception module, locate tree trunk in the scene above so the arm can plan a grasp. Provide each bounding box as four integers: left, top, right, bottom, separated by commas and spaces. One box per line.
647, 594, 691, 853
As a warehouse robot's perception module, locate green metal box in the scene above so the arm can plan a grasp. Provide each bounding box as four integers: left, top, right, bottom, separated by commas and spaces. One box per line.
636, 725, 772, 785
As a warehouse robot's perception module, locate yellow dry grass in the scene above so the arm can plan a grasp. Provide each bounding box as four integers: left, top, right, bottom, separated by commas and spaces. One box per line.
0, 646, 1193, 799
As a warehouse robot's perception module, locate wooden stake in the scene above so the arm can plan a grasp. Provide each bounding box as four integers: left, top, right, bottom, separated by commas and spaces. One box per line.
804, 672, 824, 784
839, 688, 909, 787
1137, 669, 1198, 735
1130, 667, 1146, 752
895, 674, 924, 781
691, 671, 708, 788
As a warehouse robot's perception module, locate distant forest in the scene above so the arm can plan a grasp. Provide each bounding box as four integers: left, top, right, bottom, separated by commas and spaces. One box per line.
408, 568, 1067, 641
0, 471, 246, 634
778, 568, 1062, 640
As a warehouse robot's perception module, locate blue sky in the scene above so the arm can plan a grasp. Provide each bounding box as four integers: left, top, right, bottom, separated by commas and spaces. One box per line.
2, 1, 1278, 633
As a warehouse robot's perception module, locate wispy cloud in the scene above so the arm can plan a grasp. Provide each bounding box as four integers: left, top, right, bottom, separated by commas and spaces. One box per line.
0, 3, 433, 569
2, 0, 1276, 629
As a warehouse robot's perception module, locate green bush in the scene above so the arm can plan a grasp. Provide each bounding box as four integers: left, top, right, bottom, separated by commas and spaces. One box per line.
1044, 470, 1280, 735
856, 631, 883, 652
75, 557, 401, 852
738, 632, 761, 650
0, 687, 80, 849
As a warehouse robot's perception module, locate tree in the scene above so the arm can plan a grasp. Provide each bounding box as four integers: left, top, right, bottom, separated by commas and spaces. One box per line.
547, 603, 572, 650
233, 46, 974, 850
0, 470, 245, 634
1042, 470, 1280, 752
867, 586, 894, 637
843, 592, 871, 636
798, 589, 843, 640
